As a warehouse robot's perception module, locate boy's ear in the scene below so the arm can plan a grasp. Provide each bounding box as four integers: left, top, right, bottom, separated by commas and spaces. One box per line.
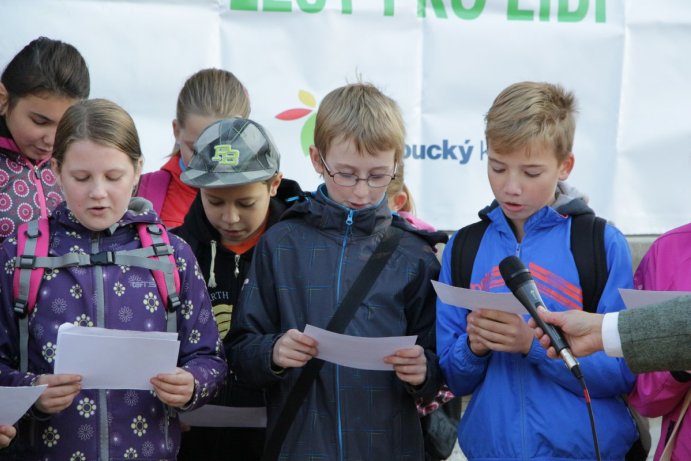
389, 191, 408, 212
0, 83, 8, 116
309, 145, 324, 175
268, 172, 283, 197
558, 153, 575, 180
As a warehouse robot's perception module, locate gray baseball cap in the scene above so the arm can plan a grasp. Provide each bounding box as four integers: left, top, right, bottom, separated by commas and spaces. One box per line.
181, 117, 280, 188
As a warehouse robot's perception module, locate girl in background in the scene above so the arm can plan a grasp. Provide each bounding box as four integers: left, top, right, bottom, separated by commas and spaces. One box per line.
386, 160, 436, 232
0, 36, 90, 240
137, 68, 250, 228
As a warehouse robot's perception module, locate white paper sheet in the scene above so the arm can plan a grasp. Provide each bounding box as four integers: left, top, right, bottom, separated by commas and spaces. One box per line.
303, 324, 417, 371
179, 405, 267, 428
431, 280, 526, 315
619, 289, 691, 309
0, 385, 47, 425
53, 323, 180, 390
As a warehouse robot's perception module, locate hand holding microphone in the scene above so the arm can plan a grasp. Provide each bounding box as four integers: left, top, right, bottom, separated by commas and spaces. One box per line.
499, 255, 583, 380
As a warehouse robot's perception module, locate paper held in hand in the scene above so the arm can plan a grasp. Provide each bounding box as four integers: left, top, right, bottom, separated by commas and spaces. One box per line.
53, 323, 180, 390
303, 324, 417, 371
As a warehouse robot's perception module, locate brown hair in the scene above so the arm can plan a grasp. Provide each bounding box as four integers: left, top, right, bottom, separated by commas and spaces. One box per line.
176, 68, 250, 128
1, 37, 90, 109
485, 81, 577, 163
53, 99, 141, 171
314, 82, 405, 165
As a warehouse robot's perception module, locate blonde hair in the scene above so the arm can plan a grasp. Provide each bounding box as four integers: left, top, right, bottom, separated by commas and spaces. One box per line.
176, 68, 250, 127
314, 82, 405, 165
386, 161, 415, 213
53, 98, 141, 171
485, 81, 577, 163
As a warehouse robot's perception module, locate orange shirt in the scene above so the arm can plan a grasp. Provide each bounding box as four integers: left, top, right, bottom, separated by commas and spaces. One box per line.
159, 153, 198, 228
224, 219, 268, 254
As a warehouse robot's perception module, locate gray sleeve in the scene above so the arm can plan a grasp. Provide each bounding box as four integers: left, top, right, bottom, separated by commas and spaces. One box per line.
619, 295, 691, 372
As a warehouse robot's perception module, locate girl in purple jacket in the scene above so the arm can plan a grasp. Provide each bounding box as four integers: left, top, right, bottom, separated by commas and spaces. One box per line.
0, 99, 226, 460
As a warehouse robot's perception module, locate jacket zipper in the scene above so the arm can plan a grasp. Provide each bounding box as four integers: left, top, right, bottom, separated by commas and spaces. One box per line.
92, 234, 110, 461
234, 254, 241, 278
335, 209, 354, 461
27, 159, 50, 219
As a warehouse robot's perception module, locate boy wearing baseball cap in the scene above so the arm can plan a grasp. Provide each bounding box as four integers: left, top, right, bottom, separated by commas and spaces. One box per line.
173, 117, 303, 461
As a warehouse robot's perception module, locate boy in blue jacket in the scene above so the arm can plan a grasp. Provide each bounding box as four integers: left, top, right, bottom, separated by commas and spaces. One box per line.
229, 82, 446, 460
436, 82, 638, 460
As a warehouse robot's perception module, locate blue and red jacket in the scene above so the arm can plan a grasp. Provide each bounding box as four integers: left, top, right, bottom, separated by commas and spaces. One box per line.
437, 197, 638, 460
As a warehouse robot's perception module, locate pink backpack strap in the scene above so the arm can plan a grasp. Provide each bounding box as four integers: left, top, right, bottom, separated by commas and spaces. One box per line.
137, 223, 181, 313
13, 218, 50, 373
136, 170, 172, 214
13, 218, 50, 317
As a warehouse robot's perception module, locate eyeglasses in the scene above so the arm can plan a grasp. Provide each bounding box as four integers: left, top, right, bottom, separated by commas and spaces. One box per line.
318, 151, 397, 188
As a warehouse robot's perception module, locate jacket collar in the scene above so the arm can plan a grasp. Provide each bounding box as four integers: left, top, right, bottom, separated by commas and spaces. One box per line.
52, 197, 162, 236
282, 184, 393, 238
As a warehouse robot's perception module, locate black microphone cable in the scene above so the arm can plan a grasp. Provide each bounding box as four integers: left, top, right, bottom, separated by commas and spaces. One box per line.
578, 375, 601, 461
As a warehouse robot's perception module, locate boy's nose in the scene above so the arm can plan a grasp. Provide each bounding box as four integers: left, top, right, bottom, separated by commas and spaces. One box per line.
222, 207, 240, 223
352, 179, 370, 197
504, 176, 522, 195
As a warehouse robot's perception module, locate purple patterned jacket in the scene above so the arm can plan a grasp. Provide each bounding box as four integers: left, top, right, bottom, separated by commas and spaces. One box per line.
0, 119, 63, 240
0, 199, 226, 461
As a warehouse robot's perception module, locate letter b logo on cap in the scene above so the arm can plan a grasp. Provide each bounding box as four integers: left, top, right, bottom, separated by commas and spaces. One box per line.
212, 144, 240, 166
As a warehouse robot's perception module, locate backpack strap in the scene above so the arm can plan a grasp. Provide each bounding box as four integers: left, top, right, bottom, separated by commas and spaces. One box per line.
13, 219, 50, 318
13, 221, 181, 330
570, 214, 608, 313
450, 220, 490, 288
12, 219, 50, 373
136, 170, 172, 214
138, 223, 181, 333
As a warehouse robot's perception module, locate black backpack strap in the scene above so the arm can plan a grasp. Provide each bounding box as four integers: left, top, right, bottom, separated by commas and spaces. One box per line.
261, 225, 404, 461
450, 220, 490, 288
570, 214, 608, 313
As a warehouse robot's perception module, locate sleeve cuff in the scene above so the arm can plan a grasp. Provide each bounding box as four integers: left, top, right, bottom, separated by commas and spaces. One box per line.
602, 312, 623, 357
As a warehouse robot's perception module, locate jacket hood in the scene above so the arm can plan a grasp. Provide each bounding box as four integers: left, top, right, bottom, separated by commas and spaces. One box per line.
283, 184, 447, 247
478, 180, 594, 222
52, 196, 161, 235
0, 116, 21, 156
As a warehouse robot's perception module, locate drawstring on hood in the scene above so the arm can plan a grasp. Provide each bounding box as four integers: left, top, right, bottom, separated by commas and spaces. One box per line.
208, 240, 218, 288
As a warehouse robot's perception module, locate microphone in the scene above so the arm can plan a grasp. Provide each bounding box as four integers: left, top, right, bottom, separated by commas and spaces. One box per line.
498, 255, 582, 380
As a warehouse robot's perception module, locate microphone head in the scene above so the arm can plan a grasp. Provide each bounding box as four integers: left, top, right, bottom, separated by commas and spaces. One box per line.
499, 255, 533, 292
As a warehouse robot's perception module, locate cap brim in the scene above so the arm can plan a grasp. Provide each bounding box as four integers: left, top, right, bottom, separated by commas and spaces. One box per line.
180, 168, 276, 188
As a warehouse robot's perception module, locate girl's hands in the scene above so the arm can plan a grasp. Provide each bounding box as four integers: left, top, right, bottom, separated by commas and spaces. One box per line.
151, 367, 195, 408
35, 374, 82, 414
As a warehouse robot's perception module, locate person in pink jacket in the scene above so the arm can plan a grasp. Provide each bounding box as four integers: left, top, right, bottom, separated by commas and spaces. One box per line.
630, 222, 691, 461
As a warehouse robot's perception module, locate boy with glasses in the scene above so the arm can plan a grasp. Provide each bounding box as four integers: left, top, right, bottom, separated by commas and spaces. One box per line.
229, 82, 447, 460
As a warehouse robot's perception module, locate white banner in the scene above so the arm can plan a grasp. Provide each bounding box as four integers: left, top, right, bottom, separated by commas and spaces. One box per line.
2, 0, 690, 234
